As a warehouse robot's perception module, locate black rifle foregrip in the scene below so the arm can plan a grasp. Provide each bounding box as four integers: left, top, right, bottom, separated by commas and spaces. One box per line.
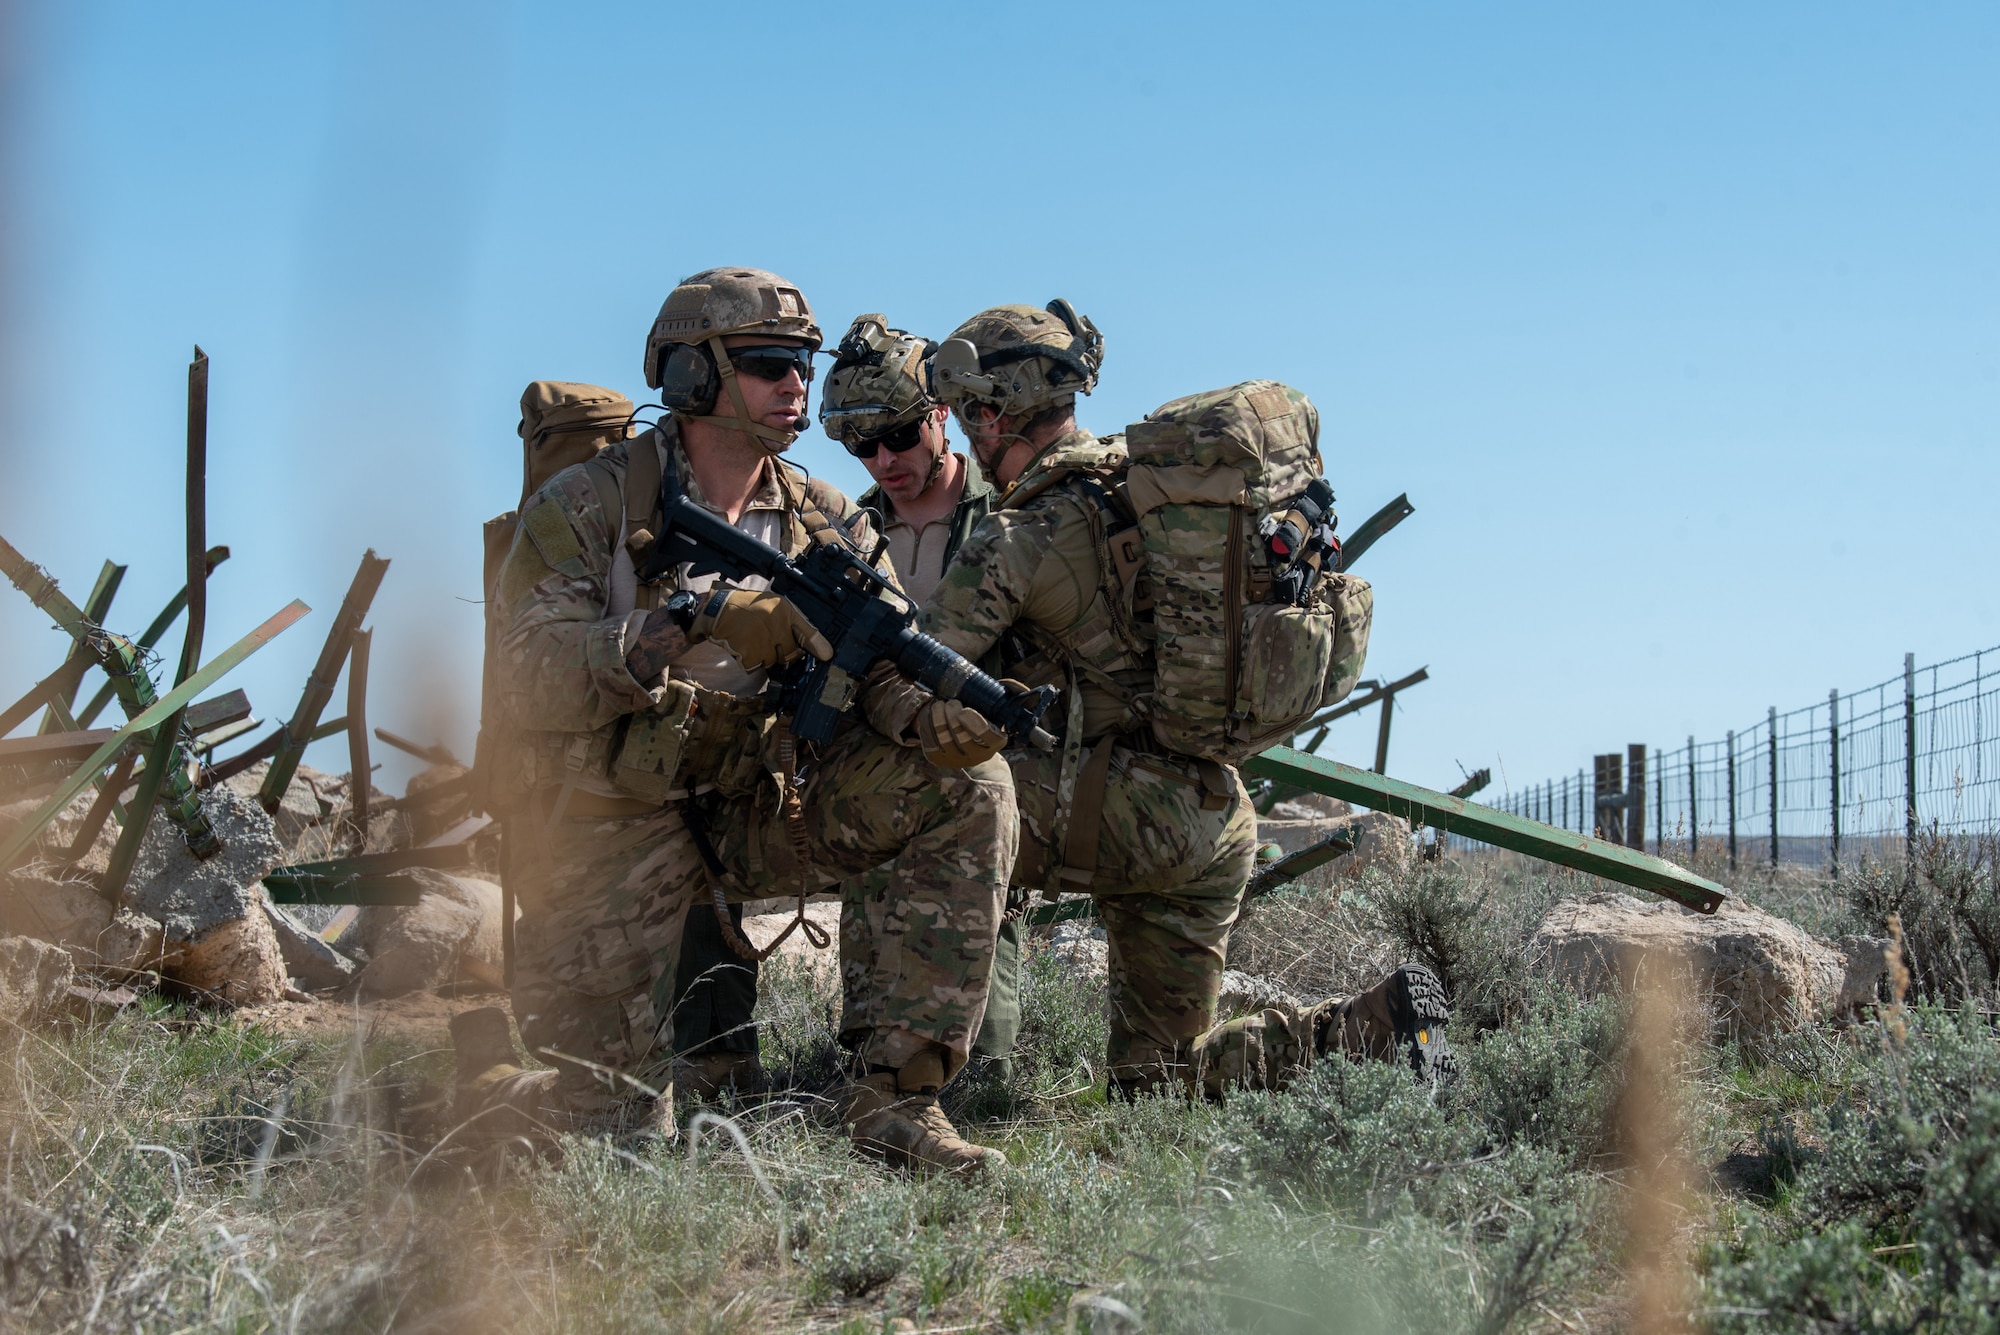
889, 629, 1056, 749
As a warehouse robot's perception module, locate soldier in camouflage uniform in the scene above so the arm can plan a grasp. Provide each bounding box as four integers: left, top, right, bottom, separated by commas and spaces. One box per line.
892, 301, 1455, 1095
815, 316, 1020, 1080
853, 300, 1254, 1093
479, 268, 1015, 1172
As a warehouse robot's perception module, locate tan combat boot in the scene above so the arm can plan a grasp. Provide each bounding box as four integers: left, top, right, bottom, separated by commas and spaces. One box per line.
450, 1006, 565, 1149
673, 1051, 771, 1104
1311, 962, 1455, 1082
840, 1050, 1005, 1174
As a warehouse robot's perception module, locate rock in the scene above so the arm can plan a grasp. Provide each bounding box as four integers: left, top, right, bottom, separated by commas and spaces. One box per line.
262, 901, 358, 992
1047, 920, 1109, 982
406, 764, 473, 844
1256, 817, 1341, 857
123, 787, 286, 941
170, 908, 289, 1005
0, 936, 74, 1024
0, 873, 177, 975
222, 761, 334, 848
1327, 812, 1415, 879
1835, 934, 1893, 1016
741, 901, 842, 981
450, 877, 512, 990
1219, 969, 1301, 1016
1529, 892, 1885, 1040
355, 869, 484, 999
1269, 794, 1352, 822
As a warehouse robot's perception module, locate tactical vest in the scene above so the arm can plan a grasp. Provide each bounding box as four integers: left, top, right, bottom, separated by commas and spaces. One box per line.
498, 424, 845, 810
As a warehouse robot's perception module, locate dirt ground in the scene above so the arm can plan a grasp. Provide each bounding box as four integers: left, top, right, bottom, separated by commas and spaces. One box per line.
228, 986, 512, 1048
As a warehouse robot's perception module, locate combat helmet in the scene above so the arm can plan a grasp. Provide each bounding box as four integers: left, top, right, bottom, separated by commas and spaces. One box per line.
818, 314, 936, 446
644, 266, 823, 452
929, 299, 1103, 423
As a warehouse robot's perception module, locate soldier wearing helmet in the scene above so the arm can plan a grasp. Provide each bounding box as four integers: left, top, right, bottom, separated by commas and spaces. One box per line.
870, 299, 1254, 1097
475, 268, 1018, 1172
886, 300, 1452, 1098
814, 315, 1030, 1078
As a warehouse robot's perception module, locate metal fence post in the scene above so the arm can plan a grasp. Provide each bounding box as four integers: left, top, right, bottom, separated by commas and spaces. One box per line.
1769, 706, 1779, 867
1578, 768, 1587, 833
1829, 688, 1841, 876
1905, 651, 1918, 869
1727, 728, 1737, 871
1654, 748, 1663, 854
1688, 734, 1698, 861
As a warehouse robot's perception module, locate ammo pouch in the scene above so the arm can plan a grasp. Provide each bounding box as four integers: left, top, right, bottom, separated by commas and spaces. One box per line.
608, 678, 773, 802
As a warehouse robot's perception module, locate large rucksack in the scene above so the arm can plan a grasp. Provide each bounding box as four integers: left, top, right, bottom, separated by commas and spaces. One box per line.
1122, 380, 1372, 763
470, 381, 634, 814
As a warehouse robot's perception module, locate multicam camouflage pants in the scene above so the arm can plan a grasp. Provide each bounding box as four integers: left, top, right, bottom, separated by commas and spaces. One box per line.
510, 725, 1014, 1116
984, 741, 1258, 1084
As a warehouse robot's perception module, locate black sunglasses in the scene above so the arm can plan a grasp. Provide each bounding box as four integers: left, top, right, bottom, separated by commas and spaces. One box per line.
727, 345, 816, 384
842, 417, 927, 460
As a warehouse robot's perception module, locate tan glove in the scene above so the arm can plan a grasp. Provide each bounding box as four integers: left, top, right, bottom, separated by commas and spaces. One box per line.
688, 589, 832, 671
916, 699, 1007, 769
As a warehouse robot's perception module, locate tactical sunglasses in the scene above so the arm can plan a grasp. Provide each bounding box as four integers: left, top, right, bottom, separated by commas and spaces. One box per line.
842, 418, 927, 460
727, 345, 816, 384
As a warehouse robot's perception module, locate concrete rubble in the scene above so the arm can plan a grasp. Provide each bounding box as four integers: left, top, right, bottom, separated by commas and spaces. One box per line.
1530, 891, 1890, 1040
353, 869, 512, 999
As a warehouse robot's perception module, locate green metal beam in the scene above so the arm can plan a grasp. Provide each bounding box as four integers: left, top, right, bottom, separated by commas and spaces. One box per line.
0, 599, 311, 876
1241, 745, 1728, 914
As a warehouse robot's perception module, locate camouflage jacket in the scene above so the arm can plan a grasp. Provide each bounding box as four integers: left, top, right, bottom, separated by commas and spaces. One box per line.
908, 429, 1153, 747
492, 420, 895, 799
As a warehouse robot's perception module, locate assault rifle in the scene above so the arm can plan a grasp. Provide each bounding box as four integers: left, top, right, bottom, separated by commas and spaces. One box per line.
646, 496, 1057, 750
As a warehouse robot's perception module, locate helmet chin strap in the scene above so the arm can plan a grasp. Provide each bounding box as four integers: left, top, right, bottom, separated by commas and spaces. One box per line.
690, 335, 803, 454
968, 418, 1031, 490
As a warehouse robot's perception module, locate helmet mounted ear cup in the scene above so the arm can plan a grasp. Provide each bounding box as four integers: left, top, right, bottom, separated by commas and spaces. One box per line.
657, 342, 719, 415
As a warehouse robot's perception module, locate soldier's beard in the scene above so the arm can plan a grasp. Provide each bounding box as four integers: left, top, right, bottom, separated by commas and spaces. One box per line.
969, 429, 1025, 490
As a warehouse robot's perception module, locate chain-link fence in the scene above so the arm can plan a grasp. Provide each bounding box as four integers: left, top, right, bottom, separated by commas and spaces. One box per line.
1487, 645, 2000, 867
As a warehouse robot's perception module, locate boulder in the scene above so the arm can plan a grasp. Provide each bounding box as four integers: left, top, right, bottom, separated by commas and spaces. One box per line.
1530, 892, 1891, 1039
123, 787, 285, 941
405, 764, 473, 845
170, 908, 289, 1005
262, 901, 358, 993
741, 901, 842, 981
1268, 794, 1352, 822
0, 873, 176, 975
354, 869, 487, 999
0, 936, 74, 1025
1219, 969, 1301, 1016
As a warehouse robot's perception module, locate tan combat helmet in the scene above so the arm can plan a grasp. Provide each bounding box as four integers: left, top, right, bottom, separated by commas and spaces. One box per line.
644, 266, 823, 452
817, 314, 936, 446
929, 299, 1103, 423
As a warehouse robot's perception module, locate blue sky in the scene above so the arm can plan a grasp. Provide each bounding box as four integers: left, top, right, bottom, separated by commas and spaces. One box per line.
3, 1, 1996, 799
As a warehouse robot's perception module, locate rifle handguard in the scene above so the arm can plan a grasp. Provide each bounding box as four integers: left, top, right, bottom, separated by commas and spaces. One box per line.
652, 496, 1057, 749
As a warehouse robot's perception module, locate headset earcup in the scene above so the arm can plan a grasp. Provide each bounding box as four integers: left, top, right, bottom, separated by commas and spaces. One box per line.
658, 343, 718, 413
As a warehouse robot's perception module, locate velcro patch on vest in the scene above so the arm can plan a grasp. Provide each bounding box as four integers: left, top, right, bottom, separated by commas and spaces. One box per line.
1247, 386, 1293, 422
522, 498, 589, 579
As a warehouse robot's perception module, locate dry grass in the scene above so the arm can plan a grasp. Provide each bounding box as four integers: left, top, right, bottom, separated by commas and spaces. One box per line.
3, 842, 1997, 1332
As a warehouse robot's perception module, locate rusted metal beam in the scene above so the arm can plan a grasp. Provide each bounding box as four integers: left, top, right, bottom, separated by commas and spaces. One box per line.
373, 727, 458, 767
261, 550, 388, 813
344, 628, 372, 849
1240, 745, 1728, 914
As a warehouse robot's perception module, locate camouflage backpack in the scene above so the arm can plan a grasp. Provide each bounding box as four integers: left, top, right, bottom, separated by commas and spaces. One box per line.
1122, 381, 1371, 762
470, 381, 634, 814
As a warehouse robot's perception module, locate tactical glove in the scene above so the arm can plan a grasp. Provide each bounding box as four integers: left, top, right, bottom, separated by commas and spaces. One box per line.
916, 699, 1007, 769
688, 589, 832, 671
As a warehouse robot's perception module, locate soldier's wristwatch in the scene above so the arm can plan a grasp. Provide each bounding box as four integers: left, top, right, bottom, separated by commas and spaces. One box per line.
664, 589, 701, 632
